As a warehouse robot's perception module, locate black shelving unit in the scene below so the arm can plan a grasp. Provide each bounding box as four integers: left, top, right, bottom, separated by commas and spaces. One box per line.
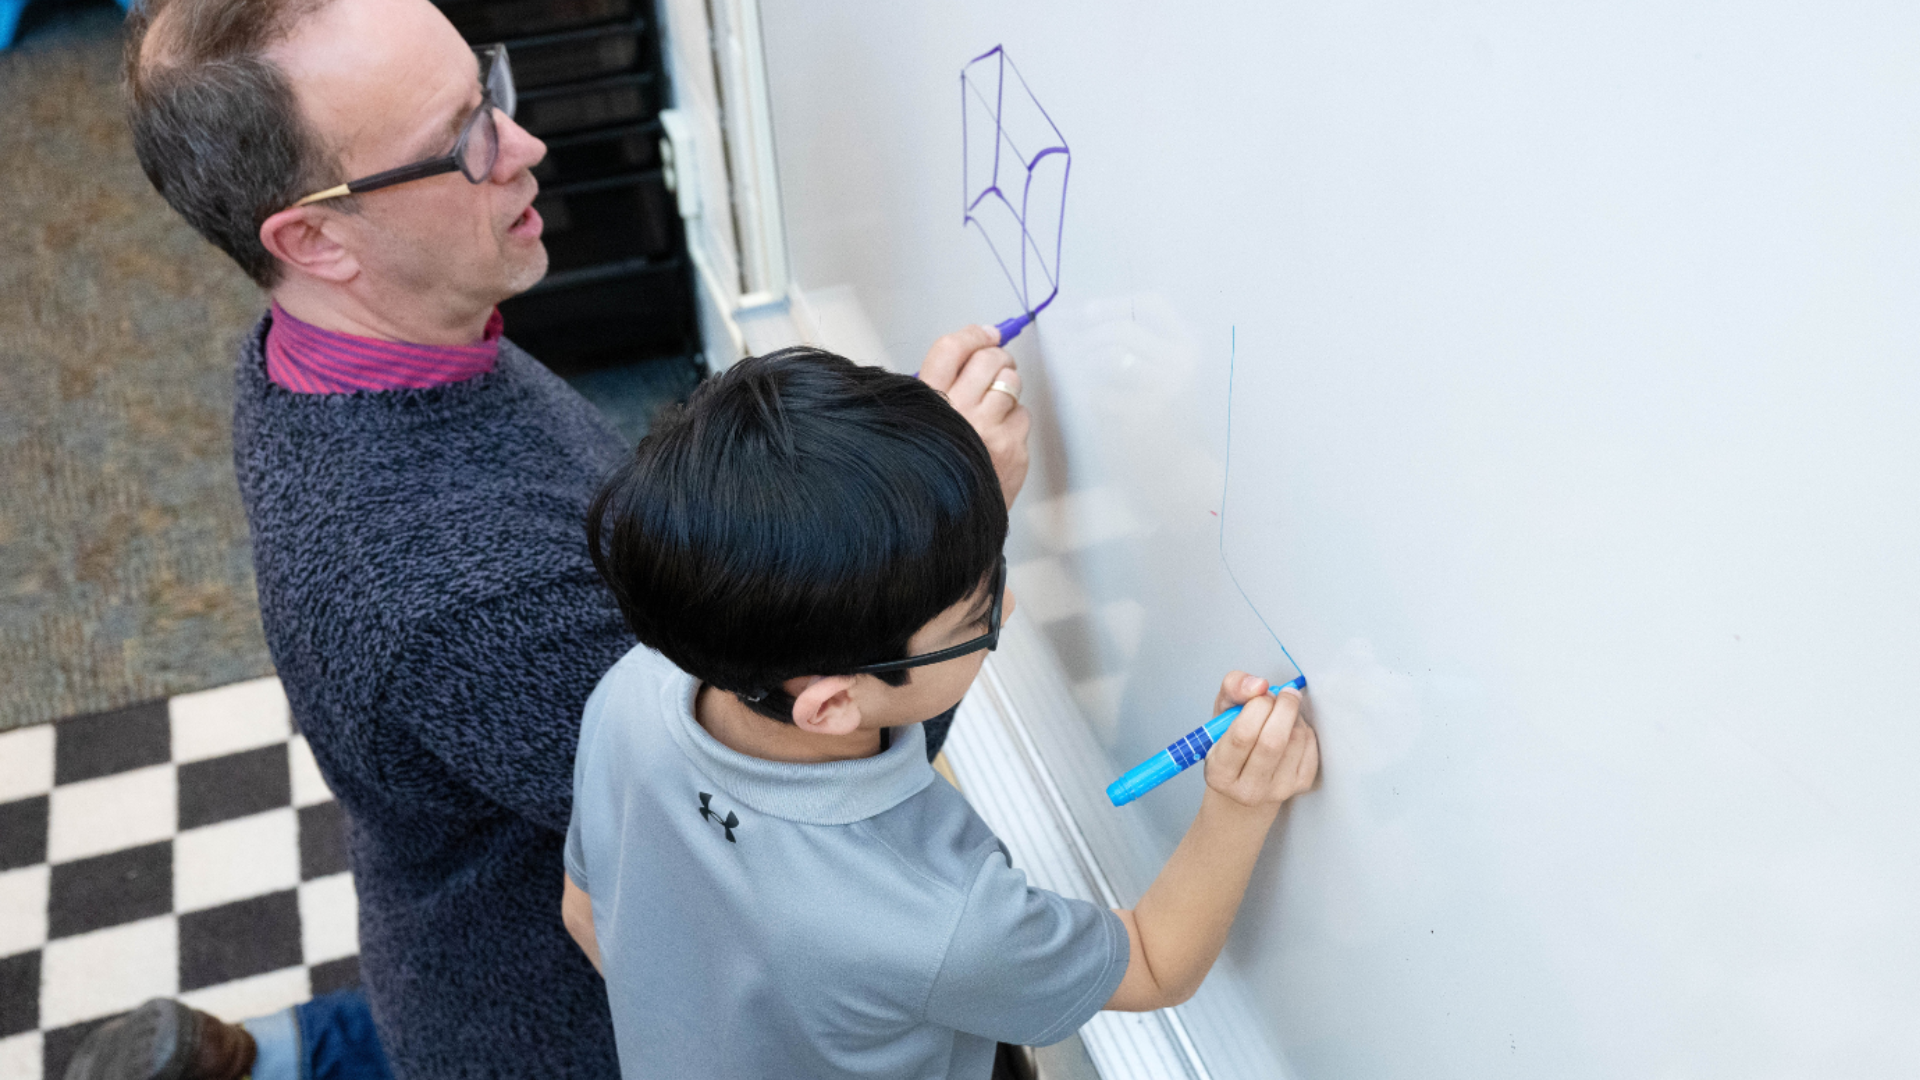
437, 0, 701, 401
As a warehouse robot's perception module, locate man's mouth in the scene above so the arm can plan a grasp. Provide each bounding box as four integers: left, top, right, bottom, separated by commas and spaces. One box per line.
508, 203, 543, 240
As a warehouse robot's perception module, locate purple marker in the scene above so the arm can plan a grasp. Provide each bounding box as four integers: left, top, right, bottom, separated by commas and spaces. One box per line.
992, 292, 1057, 345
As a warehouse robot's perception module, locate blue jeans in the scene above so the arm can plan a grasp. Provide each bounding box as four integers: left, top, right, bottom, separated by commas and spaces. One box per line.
242, 988, 393, 1080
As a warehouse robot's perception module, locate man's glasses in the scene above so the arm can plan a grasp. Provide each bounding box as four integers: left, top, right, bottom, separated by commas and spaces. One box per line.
845, 556, 1008, 677
288, 44, 516, 210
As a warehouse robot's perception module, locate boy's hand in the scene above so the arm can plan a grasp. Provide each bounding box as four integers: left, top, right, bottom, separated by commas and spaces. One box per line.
919, 325, 1031, 505
1202, 671, 1319, 811
1106, 671, 1321, 1012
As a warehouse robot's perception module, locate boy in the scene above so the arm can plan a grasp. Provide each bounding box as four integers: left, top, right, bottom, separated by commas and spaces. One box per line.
564, 348, 1318, 1078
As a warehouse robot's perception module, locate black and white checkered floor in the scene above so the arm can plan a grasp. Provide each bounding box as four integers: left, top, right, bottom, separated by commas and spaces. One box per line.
0, 678, 359, 1080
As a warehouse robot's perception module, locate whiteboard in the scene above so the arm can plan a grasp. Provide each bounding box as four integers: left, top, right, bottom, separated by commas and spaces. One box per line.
754, 3, 1920, 1076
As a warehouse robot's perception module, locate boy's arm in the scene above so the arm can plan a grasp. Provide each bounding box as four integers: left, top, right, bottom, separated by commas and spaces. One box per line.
561, 873, 604, 975
1106, 673, 1319, 1012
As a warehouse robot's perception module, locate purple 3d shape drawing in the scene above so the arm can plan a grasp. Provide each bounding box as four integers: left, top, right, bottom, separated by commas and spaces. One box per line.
962, 45, 1070, 344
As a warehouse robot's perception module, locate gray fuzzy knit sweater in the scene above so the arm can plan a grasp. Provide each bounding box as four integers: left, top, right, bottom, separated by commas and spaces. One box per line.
232, 314, 960, 1078
232, 314, 631, 1080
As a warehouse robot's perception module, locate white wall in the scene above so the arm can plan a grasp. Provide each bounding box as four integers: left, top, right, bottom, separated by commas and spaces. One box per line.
757, 3, 1920, 1076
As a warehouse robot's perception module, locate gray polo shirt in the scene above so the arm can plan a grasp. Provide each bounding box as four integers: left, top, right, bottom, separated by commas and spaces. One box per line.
565, 646, 1130, 1079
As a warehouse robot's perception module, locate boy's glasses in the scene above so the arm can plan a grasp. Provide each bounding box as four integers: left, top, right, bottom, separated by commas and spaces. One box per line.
287, 44, 516, 210
739, 557, 1007, 706
847, 555, 1007, 677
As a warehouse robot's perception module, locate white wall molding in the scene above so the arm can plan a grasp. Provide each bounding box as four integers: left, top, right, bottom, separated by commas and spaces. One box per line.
655, 0, 792, 368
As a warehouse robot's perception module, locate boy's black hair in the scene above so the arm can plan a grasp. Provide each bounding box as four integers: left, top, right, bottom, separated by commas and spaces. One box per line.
587, 347, 1008, 722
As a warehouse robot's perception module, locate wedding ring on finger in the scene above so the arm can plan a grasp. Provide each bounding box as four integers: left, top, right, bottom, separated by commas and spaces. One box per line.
987, 379, 1021, 404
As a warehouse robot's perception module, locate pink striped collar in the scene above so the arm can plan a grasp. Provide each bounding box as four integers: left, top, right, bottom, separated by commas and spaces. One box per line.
264, 301, 504, 394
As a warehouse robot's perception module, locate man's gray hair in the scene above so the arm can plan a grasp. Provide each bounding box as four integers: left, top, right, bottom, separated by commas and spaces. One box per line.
125, 0, 353, 288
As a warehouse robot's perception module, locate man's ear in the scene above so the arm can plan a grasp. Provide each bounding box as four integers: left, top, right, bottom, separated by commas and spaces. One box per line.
259, 206, 359, 284
787, 675, 862, 736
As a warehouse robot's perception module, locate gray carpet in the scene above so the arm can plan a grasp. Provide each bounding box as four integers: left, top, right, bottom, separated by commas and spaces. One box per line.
0, 9, 701, 730
1, 8, 274, 731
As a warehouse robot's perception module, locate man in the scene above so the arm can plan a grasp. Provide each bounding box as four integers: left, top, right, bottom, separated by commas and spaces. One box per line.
95, 0, 1030, 1077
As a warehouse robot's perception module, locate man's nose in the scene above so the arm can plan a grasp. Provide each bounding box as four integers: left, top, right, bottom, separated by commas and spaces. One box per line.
490, 110, 547, 181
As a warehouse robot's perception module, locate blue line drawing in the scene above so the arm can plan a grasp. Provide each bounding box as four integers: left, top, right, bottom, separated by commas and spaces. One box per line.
961, 45, 1071, 340
1220, 326, 1306, 680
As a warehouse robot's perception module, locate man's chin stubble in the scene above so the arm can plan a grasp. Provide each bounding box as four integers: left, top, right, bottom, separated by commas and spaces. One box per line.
502, 246, 550, 299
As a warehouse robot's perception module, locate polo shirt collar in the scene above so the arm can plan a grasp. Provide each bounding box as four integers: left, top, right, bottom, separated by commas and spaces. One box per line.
660, 668, 936, 826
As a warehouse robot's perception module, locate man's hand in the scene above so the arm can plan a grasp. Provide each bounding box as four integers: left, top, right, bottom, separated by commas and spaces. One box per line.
1203, 672, 1319, 811
919, 325, 1031, 505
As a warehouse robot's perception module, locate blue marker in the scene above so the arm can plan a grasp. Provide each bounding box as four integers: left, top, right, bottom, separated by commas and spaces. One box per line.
1107, 675, 1307, 807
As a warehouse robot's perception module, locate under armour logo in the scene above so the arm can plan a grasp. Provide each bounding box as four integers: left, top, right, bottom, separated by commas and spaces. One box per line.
698, 792, 739, 843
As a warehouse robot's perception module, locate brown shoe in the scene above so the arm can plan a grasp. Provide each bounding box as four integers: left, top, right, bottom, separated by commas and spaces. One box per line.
63, 998, 257, 1080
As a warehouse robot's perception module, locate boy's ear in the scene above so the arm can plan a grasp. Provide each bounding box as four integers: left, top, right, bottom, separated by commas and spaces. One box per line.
788, 675, 862, 736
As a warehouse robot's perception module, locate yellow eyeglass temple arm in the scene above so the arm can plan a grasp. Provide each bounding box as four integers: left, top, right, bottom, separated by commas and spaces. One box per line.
292, 183, 352, 209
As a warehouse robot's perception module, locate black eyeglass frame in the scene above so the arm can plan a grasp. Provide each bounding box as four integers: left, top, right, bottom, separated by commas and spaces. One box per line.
845, 555, 1008, 677
288, 44, 516, 210
738, 556, 1007, 706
